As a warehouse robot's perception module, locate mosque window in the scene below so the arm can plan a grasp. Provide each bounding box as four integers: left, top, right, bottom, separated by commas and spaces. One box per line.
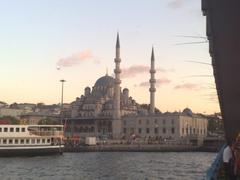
139, 119, 142, 125
163, 128, 166, 134
171, 128, 175, 134
154, 128, 159, 134
123, 128, 127, 133
138, 128, 142, 134
182, 128, 184, 134
146, 128, 150, 134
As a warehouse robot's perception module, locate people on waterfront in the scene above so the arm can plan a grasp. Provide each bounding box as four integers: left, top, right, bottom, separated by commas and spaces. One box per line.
234, 135, 240, 178
223, 141, 236, 180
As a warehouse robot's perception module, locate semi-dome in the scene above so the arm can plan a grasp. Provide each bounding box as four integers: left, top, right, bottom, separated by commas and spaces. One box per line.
94, 75, 115, 87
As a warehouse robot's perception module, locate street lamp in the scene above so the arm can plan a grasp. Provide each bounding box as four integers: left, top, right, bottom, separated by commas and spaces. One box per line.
60, 79, 66, 125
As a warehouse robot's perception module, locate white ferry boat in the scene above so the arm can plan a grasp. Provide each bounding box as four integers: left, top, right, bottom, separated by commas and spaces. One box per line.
0, 125, 64, 157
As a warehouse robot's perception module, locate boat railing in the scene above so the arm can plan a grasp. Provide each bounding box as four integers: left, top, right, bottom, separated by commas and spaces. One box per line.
206, 144, 226, 180
29, 131, 64, 137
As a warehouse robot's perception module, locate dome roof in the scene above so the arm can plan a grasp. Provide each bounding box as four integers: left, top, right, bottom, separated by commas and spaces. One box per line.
182, 108, 193, 116
94, 75, 115, 87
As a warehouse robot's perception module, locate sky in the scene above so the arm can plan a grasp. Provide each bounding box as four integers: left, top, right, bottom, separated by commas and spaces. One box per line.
0, 0, 219, 114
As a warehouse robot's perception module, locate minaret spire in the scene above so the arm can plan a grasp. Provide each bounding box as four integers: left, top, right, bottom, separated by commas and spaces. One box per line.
149, 47, 156, 114
116, 32, 120, 48
113, 33, 122, 138
151, 46, 155, 61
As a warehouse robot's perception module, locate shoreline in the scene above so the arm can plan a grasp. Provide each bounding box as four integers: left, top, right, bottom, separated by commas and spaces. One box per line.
64, 144, 219, 153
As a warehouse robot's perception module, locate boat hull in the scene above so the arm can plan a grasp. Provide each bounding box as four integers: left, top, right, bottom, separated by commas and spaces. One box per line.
0, 145, 64, 157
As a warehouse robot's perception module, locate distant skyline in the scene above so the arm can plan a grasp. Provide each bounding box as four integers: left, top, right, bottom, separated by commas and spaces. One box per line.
0, 0, 219, 114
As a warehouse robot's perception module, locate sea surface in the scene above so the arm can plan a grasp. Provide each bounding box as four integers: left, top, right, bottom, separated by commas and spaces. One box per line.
0, 152, 216, 180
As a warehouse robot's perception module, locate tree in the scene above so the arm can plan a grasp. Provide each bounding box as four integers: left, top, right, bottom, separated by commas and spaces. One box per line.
38, 117, 59, 125
0, 116, 20, 124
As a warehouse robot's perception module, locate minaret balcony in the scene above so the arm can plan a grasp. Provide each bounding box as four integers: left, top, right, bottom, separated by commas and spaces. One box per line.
149, 79, 156, 83
114, 69, 121, 74
149, 87, 156, 92
150, 69, 156, 73
114, 58, 121, 63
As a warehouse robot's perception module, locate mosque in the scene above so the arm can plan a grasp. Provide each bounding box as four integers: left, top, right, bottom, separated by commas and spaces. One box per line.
66, 34, 208, 141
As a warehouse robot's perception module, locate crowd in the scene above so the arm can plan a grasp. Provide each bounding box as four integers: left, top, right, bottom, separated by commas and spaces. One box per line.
223, 135, 240, 180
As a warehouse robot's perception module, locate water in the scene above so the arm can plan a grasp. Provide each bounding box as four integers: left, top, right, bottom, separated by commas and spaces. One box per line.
0, 152, 216, 180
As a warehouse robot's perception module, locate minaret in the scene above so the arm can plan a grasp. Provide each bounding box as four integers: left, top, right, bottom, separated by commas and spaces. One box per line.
149, 47, 156, 114
112, 33, 122, 138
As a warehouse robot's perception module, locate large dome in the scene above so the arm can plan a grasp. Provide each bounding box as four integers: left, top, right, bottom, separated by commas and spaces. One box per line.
94, 75, 115, 87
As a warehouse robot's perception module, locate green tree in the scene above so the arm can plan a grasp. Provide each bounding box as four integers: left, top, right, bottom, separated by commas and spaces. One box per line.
0, 116, 20, 124
38, 117, 59, 125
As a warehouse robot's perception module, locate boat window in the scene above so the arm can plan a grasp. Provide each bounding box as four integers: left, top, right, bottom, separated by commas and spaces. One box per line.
4, 128, 8, 132
26, 139, 30, 144
9, 139, 13, 144
47, 139, 50, 143
42, 139, 45, 143
21, 128, 25, 132
10, 128, 14, 132
0, 128, 2, 132
20, 139, 24, 144
15, 139, 19, 144
3, 139, 7, 144
31, 139, 35, 144
16, 128, 20, 132
37, 139, 40, 144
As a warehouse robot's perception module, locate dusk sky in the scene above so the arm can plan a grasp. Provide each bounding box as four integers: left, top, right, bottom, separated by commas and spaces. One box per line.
0, 0, 219, 114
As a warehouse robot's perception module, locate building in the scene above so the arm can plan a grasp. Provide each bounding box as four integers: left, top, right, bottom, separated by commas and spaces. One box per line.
0, 108, 25, 118
122, 109, 208, 141
66, 34, 208, 141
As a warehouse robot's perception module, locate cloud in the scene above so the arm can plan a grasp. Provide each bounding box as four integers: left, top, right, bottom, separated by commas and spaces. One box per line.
139, 78, 171, 87
56, 49, 94, 68
167, 0, 185, 9
174, 83, 201, 91
121, 65, 173, 79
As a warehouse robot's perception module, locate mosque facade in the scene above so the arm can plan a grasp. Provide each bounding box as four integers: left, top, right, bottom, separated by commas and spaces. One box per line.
65, 34, 208, 141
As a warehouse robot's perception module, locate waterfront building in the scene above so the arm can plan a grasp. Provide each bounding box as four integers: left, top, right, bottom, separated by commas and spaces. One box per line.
122, 109, 208, 140
65, 34, 208, 141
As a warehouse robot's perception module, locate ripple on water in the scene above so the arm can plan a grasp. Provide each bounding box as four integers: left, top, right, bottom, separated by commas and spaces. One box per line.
0, 152, 216, 180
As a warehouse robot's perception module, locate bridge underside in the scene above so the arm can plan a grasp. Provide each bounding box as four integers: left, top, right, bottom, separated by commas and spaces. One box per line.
202, 0, 240, 142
